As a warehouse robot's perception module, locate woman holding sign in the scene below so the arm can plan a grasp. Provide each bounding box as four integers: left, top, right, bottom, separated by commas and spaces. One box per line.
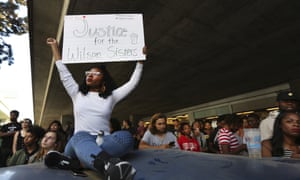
45, 37, 145, 180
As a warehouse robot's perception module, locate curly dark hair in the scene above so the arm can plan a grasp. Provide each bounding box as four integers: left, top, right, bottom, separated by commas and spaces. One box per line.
179, 122, 190, 134
79, 64, 117, 98
47, 120, 63, 131
271, 111, 300, 157
27, 125, 46, 143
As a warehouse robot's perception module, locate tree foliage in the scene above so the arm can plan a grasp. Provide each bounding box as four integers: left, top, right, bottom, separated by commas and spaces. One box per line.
0, 0, 28, 67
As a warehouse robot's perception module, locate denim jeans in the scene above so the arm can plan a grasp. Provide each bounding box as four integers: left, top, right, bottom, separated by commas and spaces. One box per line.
64, 130, 134, 169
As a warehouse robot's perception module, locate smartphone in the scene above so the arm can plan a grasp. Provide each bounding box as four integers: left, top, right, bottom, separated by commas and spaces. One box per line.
169, 141, 175, 146
72, 170, 88, 177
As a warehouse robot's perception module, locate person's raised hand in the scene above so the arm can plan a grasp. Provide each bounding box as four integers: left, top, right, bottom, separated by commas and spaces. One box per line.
46, 37, 57, 45
46, 37, 61, 60
138, 46, 147, 64
143, 46, 147, 55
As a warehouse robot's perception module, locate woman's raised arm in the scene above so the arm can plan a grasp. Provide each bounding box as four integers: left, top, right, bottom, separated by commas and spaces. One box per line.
46, 38, 61, 61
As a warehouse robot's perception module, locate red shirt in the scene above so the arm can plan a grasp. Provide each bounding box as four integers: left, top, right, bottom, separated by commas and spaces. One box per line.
177, 135, 201, 152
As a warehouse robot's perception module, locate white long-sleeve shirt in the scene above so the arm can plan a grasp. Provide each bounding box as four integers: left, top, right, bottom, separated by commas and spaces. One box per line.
55, 60, 143, 135
259, 111, 279, 141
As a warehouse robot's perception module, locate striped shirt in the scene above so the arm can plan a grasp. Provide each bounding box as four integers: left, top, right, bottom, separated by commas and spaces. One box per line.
217, 128, 239, 153
283, 149, 293, 158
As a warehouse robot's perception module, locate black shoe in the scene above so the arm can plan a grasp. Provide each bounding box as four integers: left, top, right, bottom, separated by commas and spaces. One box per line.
93, 154, 136, 180
104, 158, 136, 180
44, 150, 81, 171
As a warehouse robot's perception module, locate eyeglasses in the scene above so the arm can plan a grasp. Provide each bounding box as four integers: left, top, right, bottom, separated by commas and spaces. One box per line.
85, 71, 102, 76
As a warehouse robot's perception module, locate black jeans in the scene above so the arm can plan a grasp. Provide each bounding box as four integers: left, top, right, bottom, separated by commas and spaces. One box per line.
0, 148, 12, 167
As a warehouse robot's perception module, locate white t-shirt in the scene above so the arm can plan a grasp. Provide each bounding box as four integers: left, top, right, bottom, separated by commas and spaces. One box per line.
142, 130, 179, 148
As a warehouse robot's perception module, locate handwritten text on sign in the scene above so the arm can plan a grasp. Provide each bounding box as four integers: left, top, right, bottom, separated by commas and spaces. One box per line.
62, 14, 145, 64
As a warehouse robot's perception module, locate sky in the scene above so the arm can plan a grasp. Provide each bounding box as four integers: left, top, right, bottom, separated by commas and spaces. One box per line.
0, 2, 34, 123
0, 34, 34, 122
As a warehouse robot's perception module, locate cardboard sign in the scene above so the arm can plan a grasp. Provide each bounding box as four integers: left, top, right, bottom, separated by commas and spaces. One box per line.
62, 14, 145, 63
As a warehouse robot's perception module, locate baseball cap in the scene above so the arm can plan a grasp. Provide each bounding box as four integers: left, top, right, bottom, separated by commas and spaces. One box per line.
276, 90, 299, 101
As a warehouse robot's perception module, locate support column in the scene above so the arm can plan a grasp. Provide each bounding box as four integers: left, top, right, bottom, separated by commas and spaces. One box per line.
290, 79, 300, 96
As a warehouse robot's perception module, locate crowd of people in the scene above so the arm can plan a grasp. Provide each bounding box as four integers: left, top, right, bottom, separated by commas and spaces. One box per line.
0, 111, 71, 167
0, 90, 300, 179
124, 90, 300, 159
